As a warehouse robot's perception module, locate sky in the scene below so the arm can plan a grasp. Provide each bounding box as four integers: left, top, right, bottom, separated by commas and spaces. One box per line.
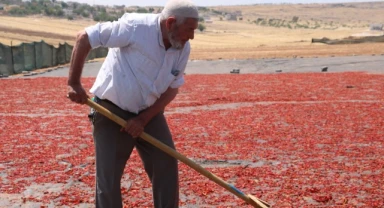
62, 0, 384, 7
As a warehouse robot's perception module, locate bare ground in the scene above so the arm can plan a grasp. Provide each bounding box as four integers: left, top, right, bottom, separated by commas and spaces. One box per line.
189, 43, 384, 60
0, 25, 74, 43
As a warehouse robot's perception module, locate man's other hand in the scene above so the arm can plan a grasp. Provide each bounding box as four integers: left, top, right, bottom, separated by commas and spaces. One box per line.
67, 83, 89, 104
121, 117, 145, 138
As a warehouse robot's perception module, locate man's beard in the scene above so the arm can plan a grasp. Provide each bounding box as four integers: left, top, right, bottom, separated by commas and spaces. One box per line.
168, 31, 184, 50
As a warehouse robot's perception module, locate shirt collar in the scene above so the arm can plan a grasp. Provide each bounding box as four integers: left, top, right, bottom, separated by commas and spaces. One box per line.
157, 15, 165, 48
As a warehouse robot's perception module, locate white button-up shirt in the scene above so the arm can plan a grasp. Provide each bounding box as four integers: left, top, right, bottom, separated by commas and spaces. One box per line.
85, 13, 190, 113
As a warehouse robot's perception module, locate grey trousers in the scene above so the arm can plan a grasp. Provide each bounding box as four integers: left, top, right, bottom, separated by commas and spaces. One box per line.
91, 99, 179, 208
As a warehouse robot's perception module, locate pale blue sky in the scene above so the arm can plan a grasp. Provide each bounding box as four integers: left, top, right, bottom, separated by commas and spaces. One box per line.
62, 0, 383, 7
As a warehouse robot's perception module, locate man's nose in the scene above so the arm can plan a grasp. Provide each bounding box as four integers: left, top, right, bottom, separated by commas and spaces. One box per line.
189, 31, 194, 40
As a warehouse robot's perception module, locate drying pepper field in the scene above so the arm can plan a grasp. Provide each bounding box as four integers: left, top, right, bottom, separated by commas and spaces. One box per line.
0, 72, 383, 207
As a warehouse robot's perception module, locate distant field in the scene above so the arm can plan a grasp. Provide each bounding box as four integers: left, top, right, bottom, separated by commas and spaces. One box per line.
0, 1, 383, 60
213, 2, 384, 27
0, 16, 92, 46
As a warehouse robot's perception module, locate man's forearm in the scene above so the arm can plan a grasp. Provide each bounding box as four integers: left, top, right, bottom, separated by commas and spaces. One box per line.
139, 87, 179, 125
68, 30, 92, 85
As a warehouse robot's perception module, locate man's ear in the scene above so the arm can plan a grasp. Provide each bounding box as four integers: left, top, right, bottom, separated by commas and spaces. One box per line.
166, 17, 177, 30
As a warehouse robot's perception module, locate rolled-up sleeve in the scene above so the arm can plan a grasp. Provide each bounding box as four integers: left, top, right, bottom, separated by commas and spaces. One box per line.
170, 44, 191, 88
85, 13, 134, 49
170, 75, 185, 89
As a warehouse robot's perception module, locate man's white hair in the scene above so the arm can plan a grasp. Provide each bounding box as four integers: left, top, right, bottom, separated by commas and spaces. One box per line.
161, 0, 199, 24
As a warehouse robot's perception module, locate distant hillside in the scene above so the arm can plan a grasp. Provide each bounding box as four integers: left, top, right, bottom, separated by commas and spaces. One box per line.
210, 2, 384, 29
2, 1, 383, 30
0, 0, 163, 21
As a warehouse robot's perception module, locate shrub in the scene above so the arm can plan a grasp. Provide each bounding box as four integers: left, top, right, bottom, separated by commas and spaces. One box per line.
198, 23, 206, 32
8, 7, 27, 16
136, 8, 148, 13
81, 11, 89, 18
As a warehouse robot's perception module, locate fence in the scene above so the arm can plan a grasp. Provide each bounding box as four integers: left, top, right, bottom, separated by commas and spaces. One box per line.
0, 41, 108, 76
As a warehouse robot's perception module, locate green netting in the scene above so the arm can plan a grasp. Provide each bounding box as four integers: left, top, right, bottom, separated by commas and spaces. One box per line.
65, 43, 73, 63
34, 41, 43, 69
0, 43, 14, 75
96, 47, 108, 58
23, 43, 35, 71
41, 41, 53, 68
11, 45, 25, 74
1, 41, 108, 75
57, 43, 66, 65
52, 46, 58, 66
86, 50, 96, 61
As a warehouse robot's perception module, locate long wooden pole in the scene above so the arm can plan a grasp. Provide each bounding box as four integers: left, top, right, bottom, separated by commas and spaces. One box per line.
86, 98, 270, 208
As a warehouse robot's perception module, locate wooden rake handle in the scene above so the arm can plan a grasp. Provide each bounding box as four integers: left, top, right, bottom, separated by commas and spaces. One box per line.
86, 98, 270, 208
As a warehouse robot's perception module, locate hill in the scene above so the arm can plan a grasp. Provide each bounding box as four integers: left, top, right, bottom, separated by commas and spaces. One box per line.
0, 1, 383, 60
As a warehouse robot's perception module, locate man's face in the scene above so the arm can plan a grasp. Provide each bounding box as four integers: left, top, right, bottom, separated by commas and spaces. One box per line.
167, 17, 198, 50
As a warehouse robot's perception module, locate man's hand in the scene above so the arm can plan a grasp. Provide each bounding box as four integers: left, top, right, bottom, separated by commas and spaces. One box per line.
67, 83, 89, 104
121, 117, 145, 138
121, 87, 179, 138
67, 30, 92, 104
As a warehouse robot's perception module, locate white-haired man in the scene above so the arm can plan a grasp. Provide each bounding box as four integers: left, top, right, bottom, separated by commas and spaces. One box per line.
67, 0, 199, 207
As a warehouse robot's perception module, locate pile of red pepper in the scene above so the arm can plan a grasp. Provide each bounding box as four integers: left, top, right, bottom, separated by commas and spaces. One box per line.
0, 72, 383, 207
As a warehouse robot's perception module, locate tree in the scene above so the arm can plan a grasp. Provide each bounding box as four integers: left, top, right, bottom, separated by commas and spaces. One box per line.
25, 2, 42, 15
198, 23, 206, 32
9, 7, 27, 16
81, 11, 90, 18
136, 7, 148, 13
93, 11, 119, 22
44, 7, 54, 16
72, 2, 79, 9
55, 8, 64, 16
61, 2, 68, 8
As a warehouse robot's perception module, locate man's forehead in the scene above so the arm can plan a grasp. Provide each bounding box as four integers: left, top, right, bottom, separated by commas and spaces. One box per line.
183, 18, 198, 27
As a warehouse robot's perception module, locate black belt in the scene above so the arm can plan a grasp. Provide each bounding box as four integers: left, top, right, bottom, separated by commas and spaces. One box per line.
94, 96, 142, 115
95, 96, 120, 109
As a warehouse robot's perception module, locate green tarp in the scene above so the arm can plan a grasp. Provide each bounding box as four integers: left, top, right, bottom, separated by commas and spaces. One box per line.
0, 41, 108, 75
0, 43, 13, 75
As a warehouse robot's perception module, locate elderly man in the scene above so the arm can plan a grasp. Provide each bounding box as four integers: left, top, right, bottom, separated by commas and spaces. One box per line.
67, 0, 199, 207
